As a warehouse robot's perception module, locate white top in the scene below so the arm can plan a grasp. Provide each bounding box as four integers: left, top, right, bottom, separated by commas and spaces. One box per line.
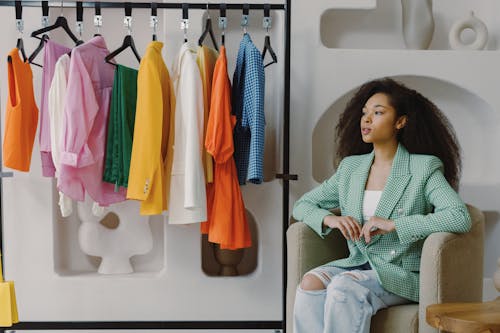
48, 54, 73, 217
362, 190, 383, 223
49, 54, 70, 177
168, 42, 207, 224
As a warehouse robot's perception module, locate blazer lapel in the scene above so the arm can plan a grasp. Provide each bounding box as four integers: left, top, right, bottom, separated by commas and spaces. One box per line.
346, 151, 374, 224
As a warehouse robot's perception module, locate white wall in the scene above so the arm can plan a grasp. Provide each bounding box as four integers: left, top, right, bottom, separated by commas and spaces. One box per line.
290, 0, 500, 301
0, 0, 285, 326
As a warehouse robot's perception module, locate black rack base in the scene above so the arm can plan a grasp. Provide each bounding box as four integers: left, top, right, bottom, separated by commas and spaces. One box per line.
2, 321, 283, 332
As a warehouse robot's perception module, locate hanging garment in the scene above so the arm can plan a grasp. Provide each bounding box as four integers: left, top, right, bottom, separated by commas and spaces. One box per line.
232, 33, 266, 185
196, 45, 218, 184
168, 42, 207, 224
58, 36, 126, 206
196, 45, 218, 235
203, 46, 252, 250
48, 54, 73, 217
127, 41, 175, 215
39, 40, 71, 177
3, 49, 39, 172
103, 64, 138, 189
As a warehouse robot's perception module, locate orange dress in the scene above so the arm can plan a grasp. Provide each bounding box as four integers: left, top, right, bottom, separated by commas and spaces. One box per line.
203, 46, 251, 250
3, 49, 39, 171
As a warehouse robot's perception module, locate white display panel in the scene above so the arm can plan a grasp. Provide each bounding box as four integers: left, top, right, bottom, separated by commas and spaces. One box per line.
0, 1, 285, 323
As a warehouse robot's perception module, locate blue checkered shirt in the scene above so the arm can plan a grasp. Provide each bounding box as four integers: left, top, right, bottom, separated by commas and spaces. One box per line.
232, 33, 265, 185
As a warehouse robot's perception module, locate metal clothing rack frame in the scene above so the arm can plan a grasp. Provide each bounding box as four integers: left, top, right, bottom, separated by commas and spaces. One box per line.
0, 0, 293, 332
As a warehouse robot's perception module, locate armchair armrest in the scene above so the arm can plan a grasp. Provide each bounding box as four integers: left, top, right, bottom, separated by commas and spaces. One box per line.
287, 222, 349, 283
286, 221, 349, 333
418, 204, 485, 333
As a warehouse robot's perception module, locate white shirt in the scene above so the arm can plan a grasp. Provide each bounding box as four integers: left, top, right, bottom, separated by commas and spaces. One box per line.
168, 42, 207, 224
362, 190, 383, 223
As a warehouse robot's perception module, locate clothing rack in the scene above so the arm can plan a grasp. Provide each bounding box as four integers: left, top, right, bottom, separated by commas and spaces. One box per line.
0, 0, 293, 332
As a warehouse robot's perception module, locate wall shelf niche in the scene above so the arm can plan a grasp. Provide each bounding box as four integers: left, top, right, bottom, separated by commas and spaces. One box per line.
320, 0, 499, 50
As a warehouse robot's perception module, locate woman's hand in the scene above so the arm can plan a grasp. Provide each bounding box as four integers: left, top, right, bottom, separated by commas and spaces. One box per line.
323, 215, 361, 241
361, 216, 396, 243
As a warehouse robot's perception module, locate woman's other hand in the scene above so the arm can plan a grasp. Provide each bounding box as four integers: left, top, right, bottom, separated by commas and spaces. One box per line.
323, 215, 361, 241
361, 216, 396, 243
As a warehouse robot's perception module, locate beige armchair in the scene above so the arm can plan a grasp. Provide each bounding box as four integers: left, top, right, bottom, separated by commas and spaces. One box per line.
286, 204, 485, 333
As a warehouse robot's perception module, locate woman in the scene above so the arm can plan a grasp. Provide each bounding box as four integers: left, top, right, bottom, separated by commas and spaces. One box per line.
292, 78, 471, 333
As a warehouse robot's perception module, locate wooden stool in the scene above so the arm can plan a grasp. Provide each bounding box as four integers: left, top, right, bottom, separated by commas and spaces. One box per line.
426, 298, 500, 333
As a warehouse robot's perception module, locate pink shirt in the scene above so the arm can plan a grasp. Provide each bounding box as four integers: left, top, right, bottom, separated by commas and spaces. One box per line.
40, 40, 71, 177
58, 36, 126, 205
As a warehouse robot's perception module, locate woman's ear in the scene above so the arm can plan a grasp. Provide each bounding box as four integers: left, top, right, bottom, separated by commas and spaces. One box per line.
396, 115, 408, 130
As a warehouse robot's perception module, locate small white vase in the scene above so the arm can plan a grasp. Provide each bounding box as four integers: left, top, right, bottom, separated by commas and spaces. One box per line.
401, 0, 435, 49
449, 11, 488, 50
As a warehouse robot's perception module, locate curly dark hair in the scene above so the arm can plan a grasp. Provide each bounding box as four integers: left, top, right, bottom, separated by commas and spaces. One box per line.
335, 77, 461, 190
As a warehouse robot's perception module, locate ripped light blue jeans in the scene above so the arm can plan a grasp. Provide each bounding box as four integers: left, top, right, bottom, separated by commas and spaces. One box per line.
293, 264, 412, 333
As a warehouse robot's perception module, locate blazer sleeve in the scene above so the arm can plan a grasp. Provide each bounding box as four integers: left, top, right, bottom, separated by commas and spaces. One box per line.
292, 160, 344, 238
394, 157, 472, 244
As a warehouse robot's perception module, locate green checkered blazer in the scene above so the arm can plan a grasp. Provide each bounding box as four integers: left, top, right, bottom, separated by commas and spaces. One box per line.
292, 143, 471, 302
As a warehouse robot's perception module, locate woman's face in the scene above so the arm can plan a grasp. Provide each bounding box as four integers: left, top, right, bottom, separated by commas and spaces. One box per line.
360, 93, 406, 145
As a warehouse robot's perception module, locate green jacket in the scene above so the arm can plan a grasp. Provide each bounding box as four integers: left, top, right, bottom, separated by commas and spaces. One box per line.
292, 144, 471, 302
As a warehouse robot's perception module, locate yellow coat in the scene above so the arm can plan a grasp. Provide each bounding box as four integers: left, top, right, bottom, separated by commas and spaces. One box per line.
127, 41, 175, 215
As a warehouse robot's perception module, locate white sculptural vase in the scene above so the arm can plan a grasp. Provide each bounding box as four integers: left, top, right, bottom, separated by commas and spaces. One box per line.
401, 0, 434, 49
77, 199, 153, 275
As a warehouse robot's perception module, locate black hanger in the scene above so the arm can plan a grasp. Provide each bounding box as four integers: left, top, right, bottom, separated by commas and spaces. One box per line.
261, 5, 277, 68
16, 36, 28, 63
105, 3, 141, 65
198, 7, 219, 51
27, 34, 48, 67
105, 35, 141, 65
30, 5, 82, 46
262, 36, 277, 68
28, 1, 49, 67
